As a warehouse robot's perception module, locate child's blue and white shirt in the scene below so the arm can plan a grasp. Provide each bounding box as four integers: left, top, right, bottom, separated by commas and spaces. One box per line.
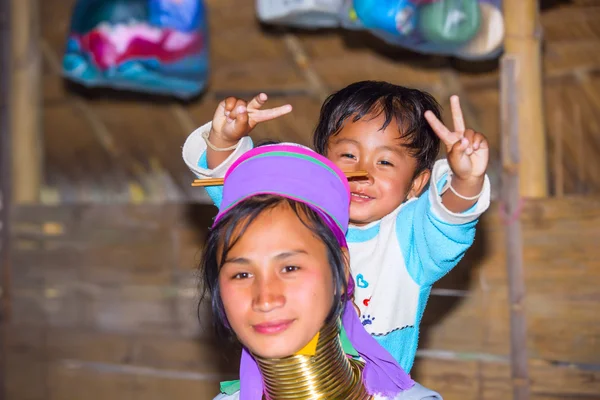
183, 122, 491, 373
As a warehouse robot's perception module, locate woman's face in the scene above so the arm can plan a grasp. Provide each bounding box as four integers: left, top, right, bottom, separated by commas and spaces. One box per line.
218, 204, 335, 359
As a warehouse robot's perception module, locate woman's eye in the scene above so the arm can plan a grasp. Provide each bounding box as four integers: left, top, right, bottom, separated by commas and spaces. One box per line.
232, 272, 251, 280
282, 265, 300, 273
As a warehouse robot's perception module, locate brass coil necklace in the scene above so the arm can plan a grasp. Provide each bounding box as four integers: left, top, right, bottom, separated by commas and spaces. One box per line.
253, 319, 372, 400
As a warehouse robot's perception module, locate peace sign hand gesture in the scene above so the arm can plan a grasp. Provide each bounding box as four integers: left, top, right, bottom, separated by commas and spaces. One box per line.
211, 93, 293, 145
206, 93, 292, 169
424, 95, 489, 183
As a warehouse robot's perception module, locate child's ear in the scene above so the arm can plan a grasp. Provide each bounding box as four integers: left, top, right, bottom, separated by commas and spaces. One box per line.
408, 169, 431, 199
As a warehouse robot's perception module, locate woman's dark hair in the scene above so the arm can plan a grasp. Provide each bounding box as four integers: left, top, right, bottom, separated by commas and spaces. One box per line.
313, 80, 442, 177
199, 195, 348, 337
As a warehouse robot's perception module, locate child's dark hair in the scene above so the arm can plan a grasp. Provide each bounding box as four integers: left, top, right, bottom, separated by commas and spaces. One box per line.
256, 139, 281, 147
313, 80, 442, 176
199, 195, 348, 337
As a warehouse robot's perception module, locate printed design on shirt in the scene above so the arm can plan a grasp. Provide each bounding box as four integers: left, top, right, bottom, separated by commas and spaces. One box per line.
349, 204, 420, 336
356, 273, 369, 288
350, 220, 420, 341
361, 314, 375, 326
370, 324, 414, 336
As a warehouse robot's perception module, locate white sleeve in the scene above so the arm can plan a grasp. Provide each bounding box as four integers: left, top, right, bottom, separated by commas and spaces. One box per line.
182, 121, 254, 178
428, 159, 491, 225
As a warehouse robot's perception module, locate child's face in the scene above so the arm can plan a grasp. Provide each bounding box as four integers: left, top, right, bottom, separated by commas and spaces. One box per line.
218, 204, 335, 359
326, 113, 430, 226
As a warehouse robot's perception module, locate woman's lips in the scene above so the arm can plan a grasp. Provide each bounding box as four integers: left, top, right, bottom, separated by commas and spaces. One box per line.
252, 319, 295, 335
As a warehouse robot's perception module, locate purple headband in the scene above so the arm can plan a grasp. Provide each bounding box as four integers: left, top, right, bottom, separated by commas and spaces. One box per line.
214, 143, 349, 247
215, 143, 414, 398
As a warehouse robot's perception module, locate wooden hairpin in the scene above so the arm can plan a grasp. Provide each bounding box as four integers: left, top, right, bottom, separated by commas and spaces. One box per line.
191, 171, 369, 187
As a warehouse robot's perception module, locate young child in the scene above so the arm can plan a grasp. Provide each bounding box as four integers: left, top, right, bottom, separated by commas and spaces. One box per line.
182, 81, 491, 372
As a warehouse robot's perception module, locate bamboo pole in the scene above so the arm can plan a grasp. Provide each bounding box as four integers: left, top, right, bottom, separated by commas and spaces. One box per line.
500, 55, 531, 400
502, 0, 548, 198
574, 104, 585, 194
0, 0, 11, 397
10, 0, 42, 204
553, 109, 564, 198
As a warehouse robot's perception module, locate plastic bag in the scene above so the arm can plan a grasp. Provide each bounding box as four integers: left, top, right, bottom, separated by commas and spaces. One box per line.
62, 0, 209, 99
347, 0, 504, 60
258, 0, 504, 61
256, 0, 345, 28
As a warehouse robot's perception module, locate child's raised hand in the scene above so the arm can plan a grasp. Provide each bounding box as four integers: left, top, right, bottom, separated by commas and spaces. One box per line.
424, 95, 489, 182
210, 93, 293, 145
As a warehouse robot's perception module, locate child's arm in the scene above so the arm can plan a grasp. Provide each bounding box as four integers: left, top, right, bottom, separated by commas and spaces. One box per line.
397, 162, 491, 287
399, 96, 491, 286
182, 94, 292, 207
182, 121, 254, 207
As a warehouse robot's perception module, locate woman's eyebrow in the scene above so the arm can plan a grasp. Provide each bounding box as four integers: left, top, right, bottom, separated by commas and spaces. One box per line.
224, 250, 308, 264
223, 256, 250, 265
274, 250, 308, 260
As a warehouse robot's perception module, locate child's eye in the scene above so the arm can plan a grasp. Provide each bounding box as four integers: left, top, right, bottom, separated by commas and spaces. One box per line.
282, 265, 300, 273
379, 160, 394, 166
341, 153, 356, 159
232, 272, 251, 280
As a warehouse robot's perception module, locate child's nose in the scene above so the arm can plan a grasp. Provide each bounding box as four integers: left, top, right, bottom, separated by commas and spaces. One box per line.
355, 162, 374, 184
355, 164, 374, 185
354, 173, 373, 186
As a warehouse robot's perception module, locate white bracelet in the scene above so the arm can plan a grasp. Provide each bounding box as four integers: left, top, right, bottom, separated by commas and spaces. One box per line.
201, 130, 240, 152
448, 183, 482, 201
441, 174, 483, 201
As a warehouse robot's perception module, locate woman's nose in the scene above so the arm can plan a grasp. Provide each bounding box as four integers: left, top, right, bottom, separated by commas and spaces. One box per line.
252, 276, 285, 312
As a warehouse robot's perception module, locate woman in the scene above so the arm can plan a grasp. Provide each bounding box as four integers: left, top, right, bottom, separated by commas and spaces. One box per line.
199, 144, 442, 400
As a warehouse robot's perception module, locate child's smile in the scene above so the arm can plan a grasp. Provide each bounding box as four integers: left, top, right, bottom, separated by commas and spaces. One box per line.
350, 189, 374, 202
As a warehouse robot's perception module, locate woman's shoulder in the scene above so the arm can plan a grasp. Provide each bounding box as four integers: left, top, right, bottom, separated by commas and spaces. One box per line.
375, 382, 443, 400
